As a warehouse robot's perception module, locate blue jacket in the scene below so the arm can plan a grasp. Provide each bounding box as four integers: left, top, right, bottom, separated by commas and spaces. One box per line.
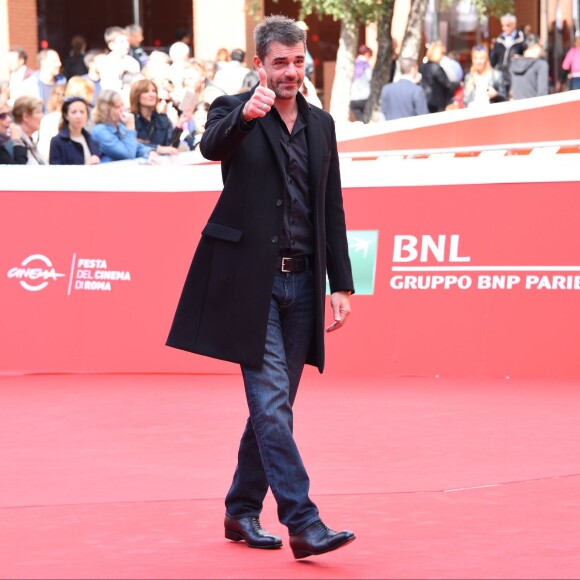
91, 122, 152, 163
49, 128, 100, 165
380, 79, 429, 121
135, 111, 174, 146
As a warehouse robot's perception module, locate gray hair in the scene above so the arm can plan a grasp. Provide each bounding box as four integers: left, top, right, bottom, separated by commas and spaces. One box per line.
126, 24, 143, 35
399, 58, 418, 76
254, 15, 306, 62
500, 13, 517, 25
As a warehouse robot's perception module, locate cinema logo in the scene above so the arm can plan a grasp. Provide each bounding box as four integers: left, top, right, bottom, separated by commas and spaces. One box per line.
7, 254, 66, 292
71, 256, 131, 292
390, 234, 580, 291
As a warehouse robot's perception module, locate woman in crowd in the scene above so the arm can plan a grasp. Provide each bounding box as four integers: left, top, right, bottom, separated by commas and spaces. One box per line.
65, 76, 96, 108
91, 89, 153, 162
561, 36, 580, 90
214, 47, 230, 72
349, 44, 373, 122
130, 79, 178, 154
0, 99, 27, 164
463, 45, 507, 107
49, 97, 100, 165
38, 84, 66, 161
11, 95, 46, 164
420, 41, 452, 113
190, 100, 210, 149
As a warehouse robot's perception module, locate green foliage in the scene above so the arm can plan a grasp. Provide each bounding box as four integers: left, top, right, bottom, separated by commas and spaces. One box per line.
253, 0, 513, 30
256, 0, 513, 20
440, 0, 514, 18
263, 0, 395, 25
296, 0, 390, 23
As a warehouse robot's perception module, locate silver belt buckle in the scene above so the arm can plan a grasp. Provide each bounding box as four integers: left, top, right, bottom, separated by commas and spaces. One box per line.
281, 257, 291, 273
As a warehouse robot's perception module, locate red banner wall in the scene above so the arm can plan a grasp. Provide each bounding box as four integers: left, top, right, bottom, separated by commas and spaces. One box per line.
336, 90, 580, 154
1, 156, 579, 378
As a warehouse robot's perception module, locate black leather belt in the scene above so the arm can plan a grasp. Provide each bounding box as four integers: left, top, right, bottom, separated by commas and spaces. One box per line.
276, 256, 311, 272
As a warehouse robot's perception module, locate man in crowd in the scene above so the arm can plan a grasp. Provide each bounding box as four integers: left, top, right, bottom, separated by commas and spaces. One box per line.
7, 48, 34, 105
19, 49, 66, 112
126, 24, 149, 70
100, 26, 140, 91
380, 58, 429, 120
213, 48, 251, 94
509, 34, 549, 100
490, 13, 526, 94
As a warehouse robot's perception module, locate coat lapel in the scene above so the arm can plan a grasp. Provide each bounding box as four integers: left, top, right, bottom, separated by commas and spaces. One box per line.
305, 107, 322, 202
258, 110, 287, 182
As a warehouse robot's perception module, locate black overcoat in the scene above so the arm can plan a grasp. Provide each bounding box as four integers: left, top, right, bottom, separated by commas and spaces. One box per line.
166, 90, 354, 372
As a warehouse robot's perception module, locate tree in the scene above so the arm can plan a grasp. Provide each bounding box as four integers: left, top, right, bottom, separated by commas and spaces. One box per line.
274, 0, 396, 121
267, 0, 514, 122
364, 4, 396, 122
400, 0, 515, 63
399, 0, 430, 61
464, 0, 514, 15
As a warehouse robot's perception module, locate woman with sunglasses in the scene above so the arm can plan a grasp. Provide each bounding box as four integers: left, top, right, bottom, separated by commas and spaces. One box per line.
0, 100, 27, 164
49, 96, 100, 165
129, 79, 178, 155
463, 45, 506, 108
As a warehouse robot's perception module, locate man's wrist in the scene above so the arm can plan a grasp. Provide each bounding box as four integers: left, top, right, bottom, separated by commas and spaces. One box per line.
241, 103, 254, 123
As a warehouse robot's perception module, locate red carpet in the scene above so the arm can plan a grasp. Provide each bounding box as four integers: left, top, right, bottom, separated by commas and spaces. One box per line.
1, 372, 580, 579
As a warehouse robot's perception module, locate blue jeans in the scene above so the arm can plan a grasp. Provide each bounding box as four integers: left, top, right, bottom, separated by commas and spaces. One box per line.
225, 269, 320, 534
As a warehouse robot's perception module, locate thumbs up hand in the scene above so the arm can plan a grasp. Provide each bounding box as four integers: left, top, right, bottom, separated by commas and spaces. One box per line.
242, 67, 276, 121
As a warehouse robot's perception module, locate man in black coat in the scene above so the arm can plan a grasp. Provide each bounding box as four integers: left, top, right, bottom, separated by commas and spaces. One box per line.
166, 16, 355, 559
490, 13, 526, 94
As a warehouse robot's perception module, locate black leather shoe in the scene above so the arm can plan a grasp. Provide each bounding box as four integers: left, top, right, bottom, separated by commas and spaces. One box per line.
290, 520, 355, 559
224, 515, 283, 549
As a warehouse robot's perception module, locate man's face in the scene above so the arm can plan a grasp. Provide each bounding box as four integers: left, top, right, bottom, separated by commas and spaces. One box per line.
501, 19, 516, 35
255, 41, 305, 100
109, 34, 130, 56
8, 51, 23, 73
42, 50, 62, 77
128, 31, 143, 47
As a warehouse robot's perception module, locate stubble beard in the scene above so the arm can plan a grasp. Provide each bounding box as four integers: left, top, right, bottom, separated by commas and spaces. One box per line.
272, 78, 303, 100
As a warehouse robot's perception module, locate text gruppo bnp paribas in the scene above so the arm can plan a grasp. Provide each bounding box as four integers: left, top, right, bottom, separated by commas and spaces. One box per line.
390, 235, 580, 291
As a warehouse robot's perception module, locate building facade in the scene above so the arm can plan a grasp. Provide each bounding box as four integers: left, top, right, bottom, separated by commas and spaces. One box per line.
1, 0, 578, 91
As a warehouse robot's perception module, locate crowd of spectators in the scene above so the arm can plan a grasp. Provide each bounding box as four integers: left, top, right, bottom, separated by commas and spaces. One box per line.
1, 13, 577, 164
376, 13, 566, 122
0, 24, 268, 165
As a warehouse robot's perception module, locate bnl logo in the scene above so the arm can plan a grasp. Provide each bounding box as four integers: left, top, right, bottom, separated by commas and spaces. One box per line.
326, 231, 379, 295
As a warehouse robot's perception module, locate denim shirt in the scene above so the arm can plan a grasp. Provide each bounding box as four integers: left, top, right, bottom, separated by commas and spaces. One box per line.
91, 122, 153, 163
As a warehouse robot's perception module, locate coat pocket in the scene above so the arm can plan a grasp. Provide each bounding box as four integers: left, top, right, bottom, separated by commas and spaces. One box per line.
201, 222, 243, 243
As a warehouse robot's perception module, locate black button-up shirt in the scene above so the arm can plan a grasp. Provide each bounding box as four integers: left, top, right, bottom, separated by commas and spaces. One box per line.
271, 98, 314, 258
